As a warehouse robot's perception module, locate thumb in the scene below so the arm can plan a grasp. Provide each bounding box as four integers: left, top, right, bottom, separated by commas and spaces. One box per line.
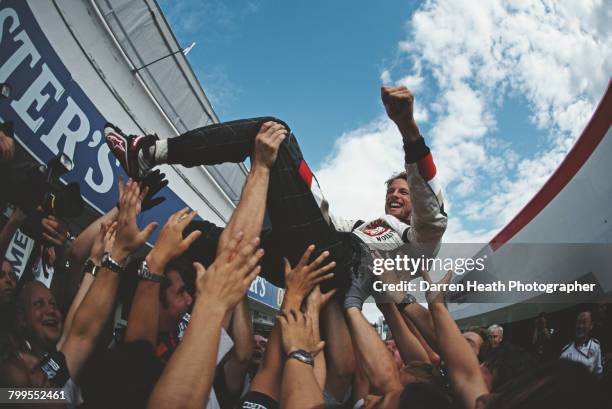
283, 257, 291, 275
312, 340, 325, 357
321, 288, 338, 304
140, 222, 158, 240
193, 262, 206, 281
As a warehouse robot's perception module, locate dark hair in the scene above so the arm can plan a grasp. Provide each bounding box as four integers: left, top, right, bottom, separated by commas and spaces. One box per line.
120, 256, 196, 310
484, 343, 537, 391
466, 326, 492, 362
385, 171, 408, 188
160, 257, 196, 307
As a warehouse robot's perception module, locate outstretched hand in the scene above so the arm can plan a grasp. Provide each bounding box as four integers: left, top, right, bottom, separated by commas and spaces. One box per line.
90, 221, 117, 265
304, 284, 336, 316
147, 207, 201, 271
278, 309, 325, 356
421, 269, 452, 305
283, 244, 336, 309
140, 169, 168, 211
194, 232, 263, 313
111, 179, 158, 264
252, 121, 287, 170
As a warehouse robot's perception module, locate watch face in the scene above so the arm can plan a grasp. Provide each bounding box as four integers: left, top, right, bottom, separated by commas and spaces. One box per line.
290, 349, 314, 365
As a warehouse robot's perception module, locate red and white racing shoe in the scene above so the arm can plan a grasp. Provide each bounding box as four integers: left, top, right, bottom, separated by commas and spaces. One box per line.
104, 123, 158, 180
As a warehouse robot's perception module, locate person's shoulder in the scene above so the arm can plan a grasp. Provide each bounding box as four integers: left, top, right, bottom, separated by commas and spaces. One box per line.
560, 342, 573, 353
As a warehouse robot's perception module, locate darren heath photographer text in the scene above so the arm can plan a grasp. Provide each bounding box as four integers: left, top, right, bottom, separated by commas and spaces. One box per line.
373, 280, 596, 294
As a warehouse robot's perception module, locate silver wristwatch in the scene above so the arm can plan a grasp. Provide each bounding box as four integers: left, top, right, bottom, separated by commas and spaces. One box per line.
101, 252, 125, 275
137, 259, 166, 284
287, 349, 314, 366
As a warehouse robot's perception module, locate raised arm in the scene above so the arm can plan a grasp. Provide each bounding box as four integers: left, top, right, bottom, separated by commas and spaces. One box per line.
69, 171, 166, 263
125, 207, 201, 345
399, 301, 438, 352
279, 309, 326, 409
221, 297, 255, 397
423, 270, 488, 409
147, 234, 263, 409
304, 285, 336, 389
217, 122, 287, 255
68, 208, 118, 264
322, 297, 357, 403
57, 221, 116, 350
60, 180, 158, 380
345, 307, 403, 397
248, 245, 335, 401
377, 303, 430, 364
382, 86, 447, 245
399, 306, 440, 365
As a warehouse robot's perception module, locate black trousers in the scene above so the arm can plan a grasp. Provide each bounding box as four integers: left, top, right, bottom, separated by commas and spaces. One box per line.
172, 117, 356, 290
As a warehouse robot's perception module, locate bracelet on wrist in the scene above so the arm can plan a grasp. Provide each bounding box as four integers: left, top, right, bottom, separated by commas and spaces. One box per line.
137, 259, 168, 284
101, 252, 126, 274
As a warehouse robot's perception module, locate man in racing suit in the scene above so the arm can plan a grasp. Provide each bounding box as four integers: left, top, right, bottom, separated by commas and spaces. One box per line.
103, 86, 446, 291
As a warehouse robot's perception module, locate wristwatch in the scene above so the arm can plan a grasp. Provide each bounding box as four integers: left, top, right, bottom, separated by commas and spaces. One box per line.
83, 258, 100, 277
101, 252, 125, 275
137, 259, 167, 284
398, 293, 417, 311
287, 349, 314, 366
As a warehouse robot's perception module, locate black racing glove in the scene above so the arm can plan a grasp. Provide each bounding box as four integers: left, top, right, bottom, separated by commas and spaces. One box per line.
141, 169, 168, 211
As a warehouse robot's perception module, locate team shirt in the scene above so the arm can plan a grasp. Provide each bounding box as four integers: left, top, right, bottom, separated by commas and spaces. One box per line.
328, 152, 446, 252
560, 338, 603, 375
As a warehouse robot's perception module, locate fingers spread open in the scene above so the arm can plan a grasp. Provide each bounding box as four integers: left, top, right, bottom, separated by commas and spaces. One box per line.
297, 244, 316, 269
307, 250, 330, 271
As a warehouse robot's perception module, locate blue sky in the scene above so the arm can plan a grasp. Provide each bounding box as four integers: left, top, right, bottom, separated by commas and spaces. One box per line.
159, 0, 417, 163
159, 0, 610, 242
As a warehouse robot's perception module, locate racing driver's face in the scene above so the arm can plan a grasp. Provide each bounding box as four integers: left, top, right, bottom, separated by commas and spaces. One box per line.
385, 178, 412, 222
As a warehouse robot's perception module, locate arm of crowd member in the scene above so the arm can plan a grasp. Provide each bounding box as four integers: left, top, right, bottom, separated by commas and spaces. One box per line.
57, 221, 116, 350
0, 207, 27, 260
68, 171, 166, 263
322, 297, 357, 403
125, 207, 201, 345
382, 86, 447, 246
422, 270, 488, 409
352, 354, 371, 403
217, 121, 287, 255
399, 301, 439, 352
221, 297, 255, 397
147, 234, 263, 409
68, 208, 118, 264
399, 307, 440, 365
60, 180, 158, 381
345, 307, 404, 407
377, 303, 430, 364
248, 244, 335, 400
279, 309, 326, 409
304, 285, 336, 389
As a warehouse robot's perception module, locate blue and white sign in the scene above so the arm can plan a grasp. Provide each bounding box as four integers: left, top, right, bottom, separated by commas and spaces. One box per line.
0, 0, 282, 308
0, 0, 188, 241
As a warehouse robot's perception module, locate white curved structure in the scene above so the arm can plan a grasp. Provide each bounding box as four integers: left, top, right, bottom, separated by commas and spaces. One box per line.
450, 81, 612, 325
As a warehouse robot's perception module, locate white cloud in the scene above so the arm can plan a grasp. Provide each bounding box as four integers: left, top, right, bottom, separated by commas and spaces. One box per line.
318, 0, 610, 240
316, 118, 404, 221
315, 0, 610, 322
